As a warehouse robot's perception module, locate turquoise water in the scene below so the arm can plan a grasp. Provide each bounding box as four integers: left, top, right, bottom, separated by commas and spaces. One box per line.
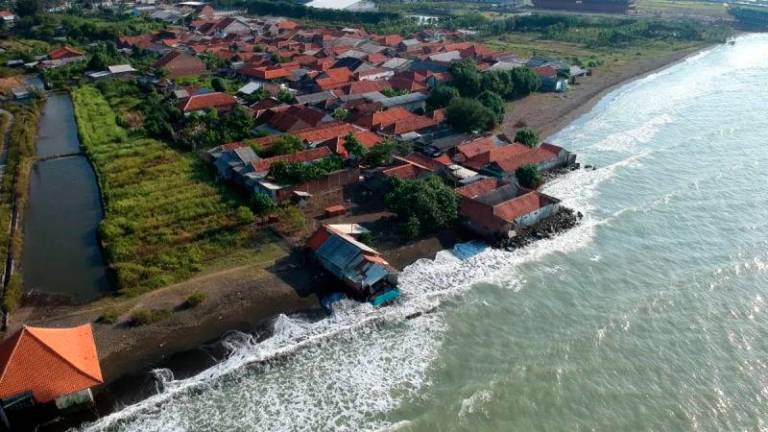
82, 34, 768, 431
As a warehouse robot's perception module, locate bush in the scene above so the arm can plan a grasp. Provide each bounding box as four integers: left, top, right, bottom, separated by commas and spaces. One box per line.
129, 308, 172, 326
252, 192, 276, 215
277, 206, 306, 233
357, 231, 373, 245
446, 97, 496, 133
3, 274, 22, 313
515, 128, 540, 148
184, 291, 206, 309
515, 164, 543, 189
97, 306, 124, 324
385, 176, 458, 239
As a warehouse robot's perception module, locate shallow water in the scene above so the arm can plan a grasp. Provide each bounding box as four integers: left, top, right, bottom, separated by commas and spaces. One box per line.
81, 34, 768, 431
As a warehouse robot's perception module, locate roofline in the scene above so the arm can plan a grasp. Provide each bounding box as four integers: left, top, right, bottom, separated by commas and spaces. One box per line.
22, 325, 103, 384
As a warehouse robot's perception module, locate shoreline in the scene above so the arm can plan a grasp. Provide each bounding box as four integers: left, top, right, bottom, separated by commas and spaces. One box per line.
29, 42, 716, 430
503, 44, 713, 140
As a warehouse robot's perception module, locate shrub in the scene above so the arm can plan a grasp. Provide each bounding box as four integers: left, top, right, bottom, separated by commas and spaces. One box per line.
357, 231, 373, 245
252, 192, 276, 215
277, 206, 306, 233
97, 307, 123, 324
129, 308, 172, 326
515, 164, 543, 189
184, 291, 206, 309
3, 274, 22, 313
386, 176, 457, 239
515, 128, 540, 148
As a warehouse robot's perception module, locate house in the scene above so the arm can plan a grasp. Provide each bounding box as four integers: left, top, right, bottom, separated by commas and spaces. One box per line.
478, 143, 575, 178
153, 51, 207, 79
307, 225, 397, 300
456, 178, 561, 240
0, 325, 103, 410
317, 129, 382, 159
352, 107, 439, 137
267, 105, 331, 132
179, 92, 238, 115
41, 46, 86, 68
107, 64, 138, 80
207, 142, 259, 180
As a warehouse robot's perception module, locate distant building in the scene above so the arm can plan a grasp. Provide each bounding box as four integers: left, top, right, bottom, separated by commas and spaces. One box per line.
0, 11, 17, 28
179, 92, 238, 115
0, 325, 103, 410
41, 46, 86, 69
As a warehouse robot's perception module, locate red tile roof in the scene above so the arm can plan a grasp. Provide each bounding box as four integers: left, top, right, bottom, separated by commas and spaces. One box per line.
342, 79, 391, 95
49, 46, 84, 60
494, 191, 556, 222
268, 105, 327, 132
534, 65, 557, 78
180, 92, 237, 113
455, 177, 505, 199
455, 136, 497, 160
382, 163, 429, 180
492, 145, 563, 173
0, 325, 102, 403
251, 146, 332, 172
388, 76, 427, 93
462, 143, 532, 170
318, 130, 382, 159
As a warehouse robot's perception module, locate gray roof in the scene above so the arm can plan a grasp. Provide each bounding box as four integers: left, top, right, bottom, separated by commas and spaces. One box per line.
380, 57, 411, 70
380, 92, 427, 108
428, 50, 462, 63
295, 91, 337, 105
339, 49, 368, 60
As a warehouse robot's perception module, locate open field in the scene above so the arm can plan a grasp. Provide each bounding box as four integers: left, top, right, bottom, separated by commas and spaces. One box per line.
71, 86, 275, 296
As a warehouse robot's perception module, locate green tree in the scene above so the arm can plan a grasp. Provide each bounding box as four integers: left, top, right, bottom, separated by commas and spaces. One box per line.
365, 139, 397, 166
332, 108, 349, 121
426, 84, 459, 109
221, 105, 254, 142
212, 77, 227, 92
252, 192, 276, 215
343, 132, 366, 159
477, 91, 505, 123
15, 0, 43, 18
277, 89, 294, 104
445, 97, 496, 133
515, 128, 540, 148
269, 134, 304, 156
515, 164, 542, 189
449, 59, 482, 97
509, 67, 541, 97
385, 176, 458, 238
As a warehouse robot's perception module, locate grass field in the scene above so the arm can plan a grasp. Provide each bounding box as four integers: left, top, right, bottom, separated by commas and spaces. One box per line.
71, 86, 284, 296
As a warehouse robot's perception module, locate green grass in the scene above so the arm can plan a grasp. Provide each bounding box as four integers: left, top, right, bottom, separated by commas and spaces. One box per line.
636, 0, 731, 19
71, 85, 270, 296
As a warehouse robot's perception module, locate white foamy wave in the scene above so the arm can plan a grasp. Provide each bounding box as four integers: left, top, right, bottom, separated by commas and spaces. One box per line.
590, 114, 672, 153
78, 147, 643, 432
458, 389, 494, 418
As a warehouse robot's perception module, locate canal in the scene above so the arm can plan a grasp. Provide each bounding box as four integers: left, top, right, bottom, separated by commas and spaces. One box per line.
21, 94, 110, 303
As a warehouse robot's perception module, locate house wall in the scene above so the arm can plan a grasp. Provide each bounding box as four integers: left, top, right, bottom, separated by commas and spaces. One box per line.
513, 202, 559, 228
275, 168, 360, 202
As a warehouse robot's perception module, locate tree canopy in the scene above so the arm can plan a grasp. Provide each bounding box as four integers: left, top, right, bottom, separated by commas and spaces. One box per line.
515, 164, 542, 189
446, 97, 497, 133
426, 84, 459, 110
477, 91, 506, 124
385, 176, 458, 239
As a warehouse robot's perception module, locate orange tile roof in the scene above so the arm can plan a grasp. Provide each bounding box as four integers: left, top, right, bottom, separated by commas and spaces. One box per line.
463, 143, 532, 170
49, 46, 84, 60
0, 325, 102, 403
494, 191, 556, 222
180, 92, 237, 113
455, 177, 505, 199
342, 79, 391, 95
318, 130, 381, 159
456, 136, 497, 160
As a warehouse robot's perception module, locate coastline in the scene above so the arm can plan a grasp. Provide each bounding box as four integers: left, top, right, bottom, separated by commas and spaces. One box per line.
503, 44, 712, 139
26, 42, 716, 429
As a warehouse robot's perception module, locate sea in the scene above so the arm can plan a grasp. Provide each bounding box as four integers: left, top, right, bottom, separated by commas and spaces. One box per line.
78, 33, 768, 432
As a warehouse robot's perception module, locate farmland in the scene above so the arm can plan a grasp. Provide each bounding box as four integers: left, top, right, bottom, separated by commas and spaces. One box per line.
71, 86, 274, 296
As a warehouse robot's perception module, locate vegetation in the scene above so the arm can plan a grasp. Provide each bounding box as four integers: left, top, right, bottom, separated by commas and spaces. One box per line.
426, 85, 459, 110
252, 192, 276, 216
275, 205, 306, 233
0, 101, 42, 313
343, 132, 366, 160
72, 86, 263, 296
477, 91, 505, 124
129, 308, 172, 326
515, 128, 541, 148
264, 134, 304, 157
446, 97, 497, 133
385, 176, 458, 239
515, 164, 543, 189
183, 291, 207, 309
380, 88, 410, 98
268, 155, 344, 185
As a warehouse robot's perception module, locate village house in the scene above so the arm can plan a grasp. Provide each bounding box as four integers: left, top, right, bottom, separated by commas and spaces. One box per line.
456, 178, 561, 241
153, 51, 208, 79
0, 324, 103, 423
307, 225, 398, 304
0, 10, 16, 28
179, 92, 238, 115
207, 142, 259, 180
454, 137, 574, 179
41, 46, 86, 69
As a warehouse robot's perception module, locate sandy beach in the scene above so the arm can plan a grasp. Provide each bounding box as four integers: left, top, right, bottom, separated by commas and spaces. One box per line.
503, 45, 709, 139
